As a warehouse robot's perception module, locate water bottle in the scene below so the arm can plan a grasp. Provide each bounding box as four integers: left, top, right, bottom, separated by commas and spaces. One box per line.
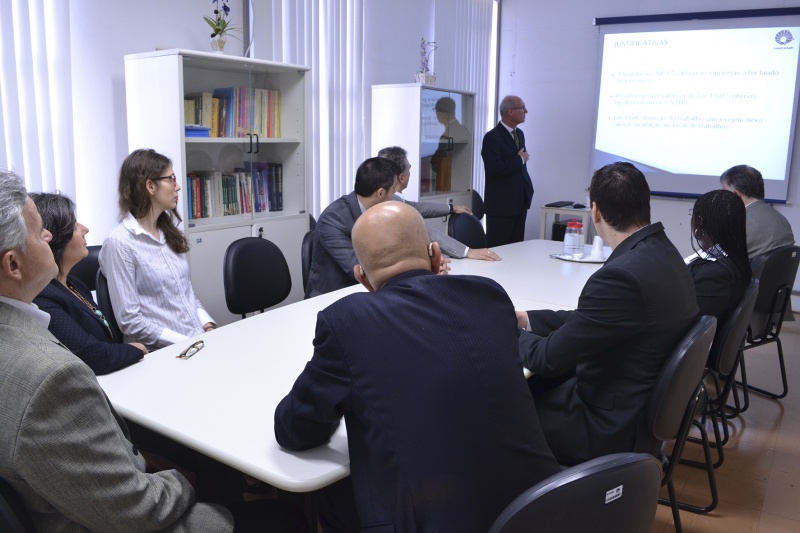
563, 219, 584, 258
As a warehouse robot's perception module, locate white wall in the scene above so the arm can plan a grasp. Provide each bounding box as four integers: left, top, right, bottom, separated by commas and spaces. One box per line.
68, 0, 245, 245
68, 0, 443, 243
497, 0, 800, 259
72, 0, 799, 257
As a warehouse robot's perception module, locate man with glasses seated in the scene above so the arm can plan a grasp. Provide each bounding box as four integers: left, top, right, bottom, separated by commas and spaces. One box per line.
481, 94, 534, 247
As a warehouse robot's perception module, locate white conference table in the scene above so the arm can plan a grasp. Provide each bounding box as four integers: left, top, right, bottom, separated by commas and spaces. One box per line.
448, 239, 607, 308
97, 239, 607, 493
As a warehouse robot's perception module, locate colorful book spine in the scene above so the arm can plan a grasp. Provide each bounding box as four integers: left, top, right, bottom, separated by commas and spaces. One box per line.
210, 98, 220, 137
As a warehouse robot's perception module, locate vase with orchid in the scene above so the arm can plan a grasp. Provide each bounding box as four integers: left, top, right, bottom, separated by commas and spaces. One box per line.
204, 0, 239, 53
415, 38, 437, 85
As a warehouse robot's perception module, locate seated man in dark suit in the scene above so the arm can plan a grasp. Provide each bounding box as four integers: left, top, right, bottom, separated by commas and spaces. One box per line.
0, 171, 233, 532
304, 157, 399, 298
276, 201, 560, 532
377, 145, 501, 261
720, 164, 795, 258
517, 162, 699, 466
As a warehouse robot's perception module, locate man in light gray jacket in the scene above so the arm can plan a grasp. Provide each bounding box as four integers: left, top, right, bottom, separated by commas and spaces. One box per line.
721, 164, 795, 258
0, 170, 233, 532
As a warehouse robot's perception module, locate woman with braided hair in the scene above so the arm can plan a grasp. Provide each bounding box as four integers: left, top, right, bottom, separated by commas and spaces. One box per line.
687, 189, 752, 319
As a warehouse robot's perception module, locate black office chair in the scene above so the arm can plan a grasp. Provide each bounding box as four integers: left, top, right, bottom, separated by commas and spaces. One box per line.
308, 212, 317, 231
675, 279, 759, 516
70, 245, 101, 292
471, 190, 485, 221
447, 213, 487, 249
223, 237, 292, 318
692, 278, 759, 460
634, 315, 717, 532
488, 452, 661, 533
0, 477, 36, 533
301, 230, 314, 294
95, 270, 124, 343
738, 245, 800, 403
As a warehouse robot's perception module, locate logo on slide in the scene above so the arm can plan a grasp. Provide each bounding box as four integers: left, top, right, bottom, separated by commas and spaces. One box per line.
775, 30, 794, 46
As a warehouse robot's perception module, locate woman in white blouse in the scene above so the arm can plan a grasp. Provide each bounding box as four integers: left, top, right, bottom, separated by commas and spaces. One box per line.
99, 149, 215, 350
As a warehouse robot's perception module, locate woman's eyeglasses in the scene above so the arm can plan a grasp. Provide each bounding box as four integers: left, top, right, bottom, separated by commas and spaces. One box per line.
177, 340, 205, 359
152, 174, 177, 185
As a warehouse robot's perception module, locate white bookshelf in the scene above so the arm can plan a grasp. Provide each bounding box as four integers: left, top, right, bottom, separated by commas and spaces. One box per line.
125, 49, 311, 326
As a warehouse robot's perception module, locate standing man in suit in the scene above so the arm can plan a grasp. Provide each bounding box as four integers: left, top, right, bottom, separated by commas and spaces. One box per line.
481, 95, 534, 247
305, 157, 399, 298
720, 164, 795, 258
276, 202, 560, 532
516, 162, 698, 466
377, 145, 501, 261
0, 171, 234, 532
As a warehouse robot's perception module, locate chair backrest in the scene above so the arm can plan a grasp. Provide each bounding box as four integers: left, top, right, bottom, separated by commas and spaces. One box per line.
644, 315, 717, 445
70, 245, 102, 292
0, 477, 36, 533
471, 190, 485, 221
223, 237, 292, 317
709, 278, 759, 377
301, 230, 315, 293
488, 452, 661, 533
308, 212, 317, 231
95, 270, 124, 343
750, 253, 767, 280
749, 245, 800, 340
447, 213, 487, 249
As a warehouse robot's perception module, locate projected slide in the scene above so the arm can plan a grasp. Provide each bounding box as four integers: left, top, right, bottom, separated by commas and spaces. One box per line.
594, 26, 800, 194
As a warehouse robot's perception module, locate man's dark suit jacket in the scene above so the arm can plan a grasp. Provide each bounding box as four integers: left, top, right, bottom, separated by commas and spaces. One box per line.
305, 192, 361, 298
481, 122, 533, 217
276, 270, 560, 531
33, 277, 143, 375
519, 223, 698, 465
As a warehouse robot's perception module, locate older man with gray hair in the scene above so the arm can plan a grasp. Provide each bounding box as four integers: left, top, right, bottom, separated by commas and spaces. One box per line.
0, 170, 233, 532
377, 145, 501, 261
720, 164, 795, 258
481, 94, 534, 246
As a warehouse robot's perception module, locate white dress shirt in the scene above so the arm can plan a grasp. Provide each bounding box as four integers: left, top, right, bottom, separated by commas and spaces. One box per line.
99, 214, 213, 350
0, 295, 51, 328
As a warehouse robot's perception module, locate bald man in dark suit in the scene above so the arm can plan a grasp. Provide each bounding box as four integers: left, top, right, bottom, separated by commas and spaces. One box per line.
276, 202, 559, 531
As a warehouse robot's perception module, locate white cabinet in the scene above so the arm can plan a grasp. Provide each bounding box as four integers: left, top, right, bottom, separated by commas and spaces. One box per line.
125, 49, 310, 326
372, 84, 476, 238
371, 84, 475, 202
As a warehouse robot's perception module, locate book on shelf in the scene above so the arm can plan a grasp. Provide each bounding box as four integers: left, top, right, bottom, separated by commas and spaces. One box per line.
210, 97, 220, 137
206, 87, 281, 138
187, 167, 274, 220
185, 125, 211, 138
186, 92, 213, 129
275, 163, 283, 211
241, 161, 284, 213
184, 99, 198, 125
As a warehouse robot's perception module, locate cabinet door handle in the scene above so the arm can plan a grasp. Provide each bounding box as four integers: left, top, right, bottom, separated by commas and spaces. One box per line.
254, 134, 259, 153
448, 137, 454, 151
247, 133, 253, 154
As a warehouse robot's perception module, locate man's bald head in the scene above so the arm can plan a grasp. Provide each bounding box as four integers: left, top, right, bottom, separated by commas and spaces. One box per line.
352, 202, 440, 291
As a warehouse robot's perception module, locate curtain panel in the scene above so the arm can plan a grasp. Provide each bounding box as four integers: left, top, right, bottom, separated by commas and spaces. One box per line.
251, 0, 365, 217
0, 0, 74, 196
